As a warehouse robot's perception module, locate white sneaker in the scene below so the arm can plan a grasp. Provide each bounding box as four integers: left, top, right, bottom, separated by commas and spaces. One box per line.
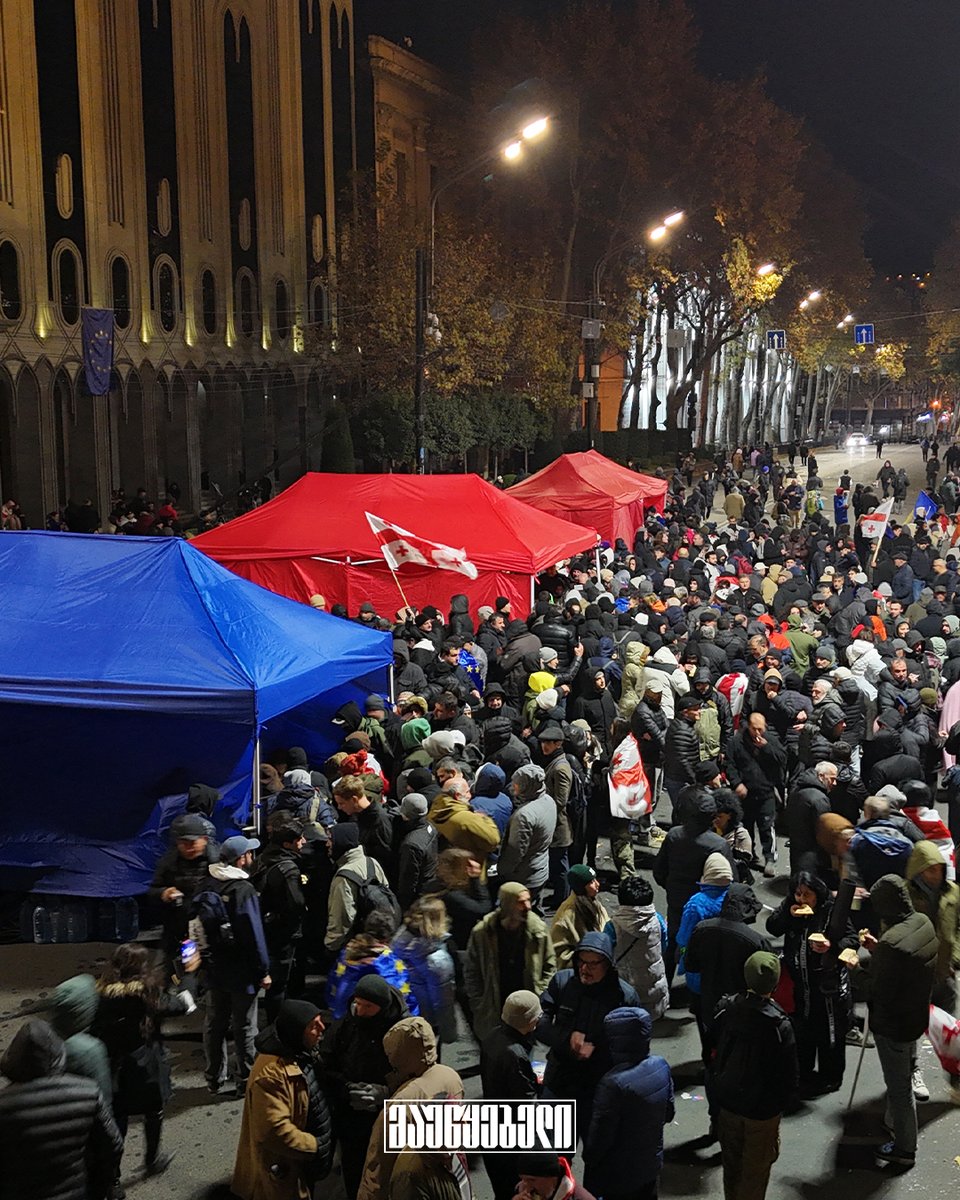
911, 1069, 930, 1102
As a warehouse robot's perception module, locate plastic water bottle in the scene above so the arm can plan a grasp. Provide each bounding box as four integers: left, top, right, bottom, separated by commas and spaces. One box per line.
64, 901, 88, 943
27, 903, 52, 944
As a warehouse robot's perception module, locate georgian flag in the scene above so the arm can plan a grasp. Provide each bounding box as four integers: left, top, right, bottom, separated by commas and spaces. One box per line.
860, 497, 894, 540
365, 512, 478, 579
608, 732, 651, 819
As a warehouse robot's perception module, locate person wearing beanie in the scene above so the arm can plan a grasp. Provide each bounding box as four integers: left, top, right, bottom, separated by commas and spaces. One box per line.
233, 999, 332, 1200
675, 853, 733, 997
710, 951, 799, 1197
583, 1007, 674, 1200
550, 865, 611, 970
499, 764, 557, 900
324, 819, 394, 955
320, 974, 410, 1200
395, 795, 438, 912
538, 723, 576, 908
464, 883, 556, 1041
480, 990, 543, 1200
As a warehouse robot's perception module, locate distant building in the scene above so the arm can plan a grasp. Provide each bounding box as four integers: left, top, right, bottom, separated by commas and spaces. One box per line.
0, 0, 363, 523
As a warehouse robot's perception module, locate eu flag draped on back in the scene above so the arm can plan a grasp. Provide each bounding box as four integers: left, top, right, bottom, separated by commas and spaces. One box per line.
81, 308, 115, 395
915, 490, 938, 521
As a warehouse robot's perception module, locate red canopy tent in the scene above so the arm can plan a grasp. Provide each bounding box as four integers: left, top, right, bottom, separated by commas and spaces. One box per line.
508, 450, 668, 545
193, 473, 598, 619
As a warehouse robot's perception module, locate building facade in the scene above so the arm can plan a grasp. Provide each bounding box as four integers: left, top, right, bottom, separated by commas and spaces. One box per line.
0, 0, 361, 524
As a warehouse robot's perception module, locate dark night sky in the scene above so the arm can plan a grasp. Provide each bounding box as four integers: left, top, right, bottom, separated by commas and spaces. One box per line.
357, 1, 960, 273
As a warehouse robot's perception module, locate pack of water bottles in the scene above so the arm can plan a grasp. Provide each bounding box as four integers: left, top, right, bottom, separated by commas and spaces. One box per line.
19, 895, 140, 944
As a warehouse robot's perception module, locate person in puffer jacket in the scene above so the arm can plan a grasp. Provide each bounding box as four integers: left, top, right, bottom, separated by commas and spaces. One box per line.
390, 897, 457, 1045
644, 645, 690, 719
583, 1008, 674, 1200
48, 974, 113, 1105
603, 875, 668, 1020
676, 853, 732, 993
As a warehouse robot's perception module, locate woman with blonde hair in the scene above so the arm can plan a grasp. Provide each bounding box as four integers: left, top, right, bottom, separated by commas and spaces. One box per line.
391, 896, 458, 1046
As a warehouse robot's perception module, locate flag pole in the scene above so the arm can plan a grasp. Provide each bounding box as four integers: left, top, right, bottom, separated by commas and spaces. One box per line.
386, 562, 414, 618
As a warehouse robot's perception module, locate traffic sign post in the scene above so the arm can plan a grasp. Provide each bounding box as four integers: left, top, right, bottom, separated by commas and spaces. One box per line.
766, 329, 786, 350
854, 323, 875, 345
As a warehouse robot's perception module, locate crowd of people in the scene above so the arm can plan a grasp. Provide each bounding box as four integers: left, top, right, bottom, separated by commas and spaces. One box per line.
4, 438, 960, 1200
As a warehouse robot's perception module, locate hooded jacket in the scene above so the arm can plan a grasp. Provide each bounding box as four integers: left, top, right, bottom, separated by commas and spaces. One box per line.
470, 762, 513, 836
0, 1019, 122, 1200
498, 780, 557, 891
652, 793, 734, 917
905, 841, 960, 985
864, 874, 939, 1040
604, 903, 669, 1020
394, 640, 428, 696
464, 904, 556, 1040
684, 885, 770, 1033
712, 990, 798, 1120
320, 981, 409, 1106
551, 893, 611, 970
427, 791, 500, 861
446, 594, 474, 639
48, 975, 112, 1104
617, 641, 649, 719
539, 932, 640, 1096
643, 646, 690, 720
662, 710, 701, 783
480, 1020, 538, 1104
583, 1008, 674, 1191
784, 614, 818, 678
357, 1019, 464, 1200
629, 696, 668, 765
676, 881, 731, 991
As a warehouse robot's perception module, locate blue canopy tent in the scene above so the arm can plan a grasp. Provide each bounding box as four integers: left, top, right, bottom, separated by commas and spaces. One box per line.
0, 532, 392, 897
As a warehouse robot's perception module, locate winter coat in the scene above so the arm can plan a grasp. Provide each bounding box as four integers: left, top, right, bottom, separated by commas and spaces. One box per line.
537, 614, 577, 671
653, 793, 734, 917
604, 904, 669, 1019
538, 932, 640, 1097
396, 817, 438, 911
480, 1022, 538, 1102
426, 877, 492, 951
629, 698, 668, 766
0, 1019, 123, 1200
251, 845, 307, 954
550, 894, 611, 969
464, 909, 556, 1040
662, 715, 701, 782
194, 861, 272, 993
570, 681, 618, 757
48, 974, 112, 1104
232, 1023, 332, 1200
835, 677, 867, 745
447, 594, 474, 640
356, 801, 398, 880
320, 983, 409, 1109
543, 745, 574, 848
784, 614, 818, 678
618, 642, 649, 718
390, 929, 457, 1043
147, 841, 220, 954
358, 1019, 464, 1200
711, 992, 798, 1120
725, 725, 786, 805
643, 648, 690, 720
498, 789, 557, 891
427, 793, 501, 861
325, 847, 391, 953
676, 884, 729, 992
583, 1008, 674, 1191
470, 764, 513, 837
786, 770, 832, 874
496, 626, 543, 707
684, 886, 771, 1032
766, 886, 857, 1018
906, 841, 960, 985
863, 875, 939, 1041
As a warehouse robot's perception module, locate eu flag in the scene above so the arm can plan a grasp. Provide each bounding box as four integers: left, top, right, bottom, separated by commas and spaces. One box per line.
81, 308, 115, 395
915, 490, 938, 521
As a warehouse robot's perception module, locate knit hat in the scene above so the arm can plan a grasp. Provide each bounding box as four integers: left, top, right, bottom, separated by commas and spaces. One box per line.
694, 759, 721, 785
536, 688, 560, 712
365, 694, 387, 713
329, 822, 360, 858
353, 974, 393, 1009
400, 793, 428, 821
478, 605, 495, 621
274, 1000, 321, 1055
422, 729, 466, 760
875, 582, 893, 597
539, 646, 559, 664
512, 763, 546, 800
815, 644, 836, 664
700, 852, 733, 886
517, 1155, 565, 1179
400, 717, 431, 751
498, 881, 530, 912
567, 864, 598, 895
743, 951, 781, 996
920, 687, 939, 708
309, 594, 326, 609
501, 989, 542, 1032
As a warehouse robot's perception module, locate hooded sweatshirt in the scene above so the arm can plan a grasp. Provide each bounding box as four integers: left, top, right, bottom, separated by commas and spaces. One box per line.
471, 763, 513, 835
864, 874, 939, 1040
906, 840, 960, 985
48, 975, 112, 1103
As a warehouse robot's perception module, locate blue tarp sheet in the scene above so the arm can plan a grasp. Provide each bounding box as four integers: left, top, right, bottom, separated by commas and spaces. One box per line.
0, 533, 392, 896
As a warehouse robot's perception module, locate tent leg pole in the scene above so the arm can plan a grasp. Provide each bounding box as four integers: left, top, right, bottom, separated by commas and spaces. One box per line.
252, 737, 262, 838
530, 574, 535, 615
389, 662, 396, 706
595, 543, 602, 578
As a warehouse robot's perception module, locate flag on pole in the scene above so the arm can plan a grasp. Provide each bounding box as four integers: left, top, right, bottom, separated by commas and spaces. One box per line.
80, 307, 115, 395
608, 732, 651, 819
860, 497, 894, 540
365, 512, 478, 579
915, 490, 938, 521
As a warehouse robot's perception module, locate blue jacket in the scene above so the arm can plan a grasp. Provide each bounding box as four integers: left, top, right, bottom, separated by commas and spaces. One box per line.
583, 1007, 674, 1190
471, 763, 513, 836
195, 865, 270, 995
834, 495, 848, 526
676, 884, 729, 993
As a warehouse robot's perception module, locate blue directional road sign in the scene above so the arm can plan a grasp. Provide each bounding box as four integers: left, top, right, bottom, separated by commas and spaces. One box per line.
855, 323, 875, 345
766, 329, 786, 350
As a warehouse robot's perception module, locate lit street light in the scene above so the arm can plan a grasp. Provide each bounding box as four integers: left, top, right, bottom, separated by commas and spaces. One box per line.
648, 225, 668, 242
521, 116, 549, 140
663, 210, 685, 227
502, 140, 523, 160
757, 262, 777, 277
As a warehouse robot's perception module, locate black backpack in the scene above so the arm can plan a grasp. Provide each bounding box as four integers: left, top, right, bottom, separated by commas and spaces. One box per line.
564, 753, 590, 822
189, 879, 242, 955
338, 860, 402, 934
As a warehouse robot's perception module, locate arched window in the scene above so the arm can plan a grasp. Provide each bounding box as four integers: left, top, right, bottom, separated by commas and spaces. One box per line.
155, 258, 179, 333
0, 241, 21, 320
200, 269, 217, 335
110, 256, 131, 329
275, 278, 291, 340
309, 278, 329, 329
236, 269, 258, 337
56, 246, 81, 325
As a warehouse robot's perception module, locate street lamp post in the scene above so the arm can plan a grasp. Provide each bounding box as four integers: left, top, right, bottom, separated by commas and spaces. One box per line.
414, 117, 550, 473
